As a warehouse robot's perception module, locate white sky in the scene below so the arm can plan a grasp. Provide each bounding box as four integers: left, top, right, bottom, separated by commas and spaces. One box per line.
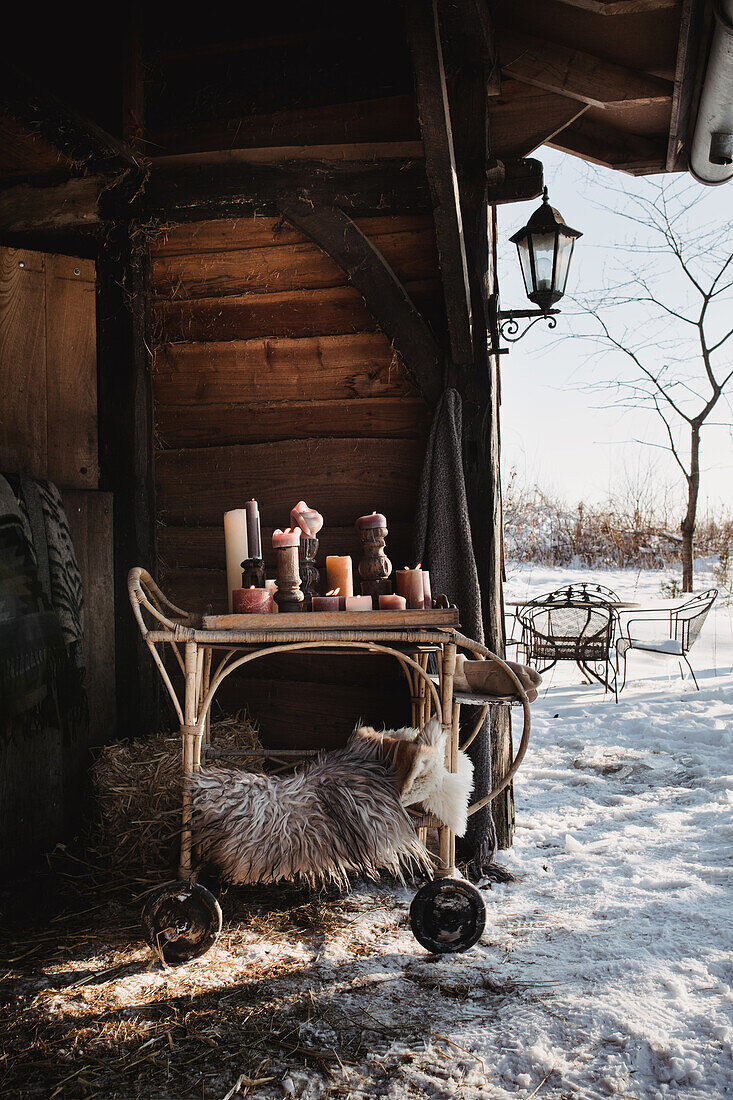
497, 146, 733, 516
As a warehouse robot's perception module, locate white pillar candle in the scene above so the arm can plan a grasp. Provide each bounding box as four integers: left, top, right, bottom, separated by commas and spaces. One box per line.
224, 509, 249, 612
345, 595, 372, 612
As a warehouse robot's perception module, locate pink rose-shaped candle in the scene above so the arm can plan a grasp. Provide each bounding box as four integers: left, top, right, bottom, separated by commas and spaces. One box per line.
290, 500, 323, 538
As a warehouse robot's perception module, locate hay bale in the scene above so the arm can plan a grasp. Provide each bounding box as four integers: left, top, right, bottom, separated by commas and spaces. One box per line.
90, 712, 263, 879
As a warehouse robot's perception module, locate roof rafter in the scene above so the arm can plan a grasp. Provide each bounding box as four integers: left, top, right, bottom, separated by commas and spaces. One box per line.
498, 26, 674, 109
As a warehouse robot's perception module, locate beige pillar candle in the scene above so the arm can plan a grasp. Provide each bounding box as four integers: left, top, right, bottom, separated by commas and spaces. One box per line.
224, 509, 249, 612
345, 594, 372, 612
395, 566, 425, 609
379, 594, 407, 610
326, 555, 354, 598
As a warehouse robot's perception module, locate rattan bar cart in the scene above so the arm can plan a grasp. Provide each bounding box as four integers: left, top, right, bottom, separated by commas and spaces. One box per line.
128, 568, 531, 961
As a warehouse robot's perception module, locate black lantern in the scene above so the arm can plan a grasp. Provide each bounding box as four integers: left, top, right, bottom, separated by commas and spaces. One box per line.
509, 187, 582, 314
488, 185, 583, 353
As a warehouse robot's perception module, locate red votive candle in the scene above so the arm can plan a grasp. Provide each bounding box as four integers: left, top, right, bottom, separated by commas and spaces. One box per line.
379, 594, 407, 611
395, 566, 425, 609
312, 588, 346, 612
233, 586, 273, 614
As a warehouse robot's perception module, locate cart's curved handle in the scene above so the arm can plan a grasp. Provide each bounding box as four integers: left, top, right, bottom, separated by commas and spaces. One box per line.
128, 566, 198, 637
452, 633, 531, 813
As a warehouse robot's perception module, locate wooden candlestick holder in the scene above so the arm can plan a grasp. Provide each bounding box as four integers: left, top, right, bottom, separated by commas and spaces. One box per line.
274, 545, 304, 613
358, 525, 392, 599
241, 557, 266, 589
298, 537, 320, 612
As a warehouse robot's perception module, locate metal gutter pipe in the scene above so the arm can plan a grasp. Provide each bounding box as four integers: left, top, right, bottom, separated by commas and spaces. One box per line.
690, 0, 733, 185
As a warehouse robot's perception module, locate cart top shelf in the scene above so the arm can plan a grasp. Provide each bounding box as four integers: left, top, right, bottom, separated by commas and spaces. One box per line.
201, 608, 460, 632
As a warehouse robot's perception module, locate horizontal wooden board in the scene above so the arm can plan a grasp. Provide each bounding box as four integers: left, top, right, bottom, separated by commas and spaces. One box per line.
202, 608, 458, 630
154, 279, 443, 343
151, 227, 439, 300
151, 94, 420, 157
158, 522, 415, 576
153, 333, 418, 404
155, 437, 425, 527
155, 397, 431, 448
153, 213, 435, 257
211, 676, 412, 751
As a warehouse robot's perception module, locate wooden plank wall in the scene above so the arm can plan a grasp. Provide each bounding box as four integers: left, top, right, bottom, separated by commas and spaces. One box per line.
0, 246, 116, 868
151, 214, 441, 747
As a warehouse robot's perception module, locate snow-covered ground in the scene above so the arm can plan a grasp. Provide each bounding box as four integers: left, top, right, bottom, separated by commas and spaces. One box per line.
12, 562, 733, 1099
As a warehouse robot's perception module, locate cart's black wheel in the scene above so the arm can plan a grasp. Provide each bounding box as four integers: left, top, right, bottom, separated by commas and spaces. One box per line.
410, 878, 486, 954
141, 881, 222, 965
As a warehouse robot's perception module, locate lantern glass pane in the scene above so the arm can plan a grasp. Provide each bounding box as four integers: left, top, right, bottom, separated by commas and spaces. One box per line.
555, 235, 576, 295
515, 239, 534, 298
530, 231, 557, 295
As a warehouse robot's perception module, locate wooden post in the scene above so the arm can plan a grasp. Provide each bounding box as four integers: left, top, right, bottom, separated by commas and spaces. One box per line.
97, 223, 159, 739
439, 3, 514, 847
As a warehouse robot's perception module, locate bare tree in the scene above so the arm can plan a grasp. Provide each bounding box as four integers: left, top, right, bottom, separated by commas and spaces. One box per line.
574, 177, 733, 591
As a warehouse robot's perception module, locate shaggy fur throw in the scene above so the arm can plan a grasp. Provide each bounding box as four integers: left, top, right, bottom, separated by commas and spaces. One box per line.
190, 718, 473, 888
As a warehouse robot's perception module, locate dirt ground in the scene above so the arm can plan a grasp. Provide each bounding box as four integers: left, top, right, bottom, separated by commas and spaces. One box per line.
0, 853, 514, 1100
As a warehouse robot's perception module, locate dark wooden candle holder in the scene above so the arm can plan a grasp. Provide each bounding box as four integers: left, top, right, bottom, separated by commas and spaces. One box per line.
358, 525, 393, 599
241, 557, 266, 589
274, 545, 304, 613
298, 537, 320, 612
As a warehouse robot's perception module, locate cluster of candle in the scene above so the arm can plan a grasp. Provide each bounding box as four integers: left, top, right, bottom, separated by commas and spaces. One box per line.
224, 502, 434, 615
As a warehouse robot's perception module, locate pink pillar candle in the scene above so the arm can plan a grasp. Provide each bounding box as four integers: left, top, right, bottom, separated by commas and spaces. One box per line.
326, 555, 354, 597
312, 589, 346, 612
422, 569, 432, 609
233, 586, 273, 614
379, 594, 407, 611
290, 500, 324, 537
345, 594, 372, 612
395, 567, 425, 610
272, 527, 301, 549
355, 511, 387, 531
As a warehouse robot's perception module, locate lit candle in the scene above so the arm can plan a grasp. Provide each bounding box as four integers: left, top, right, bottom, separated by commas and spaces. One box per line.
233, 586, 273, 614
265, 579, 279, 613
290, 500, 324, 537
395, 566, 425, 610
422, 569, 432, 609
245, 499, 262, 559
272, 527, 301, 548
379, 594, 407, 611
326, 555, 354, 598
345, 594, 372, 612
312, 588, 345, 612
355, 511, 387, 531
224, 509, 249, 612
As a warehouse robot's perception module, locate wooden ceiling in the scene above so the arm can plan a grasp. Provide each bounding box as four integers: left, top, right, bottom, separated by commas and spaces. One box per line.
489, 0, 697, 174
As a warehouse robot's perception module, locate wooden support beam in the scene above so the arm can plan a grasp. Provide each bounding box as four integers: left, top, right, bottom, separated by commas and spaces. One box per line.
0, 177, 103, 235
547, 115, 668, 172
666, 0, 708, 172
498, 26, 674, 108
438, 2, 514, 848
139, 157, 432, 220
405, 0, 474, 365
486, 158, 545, 205
488, 80, 589, 160
280, 198, 443, 408
555, 0, 679, 12
0, 65, 141, 174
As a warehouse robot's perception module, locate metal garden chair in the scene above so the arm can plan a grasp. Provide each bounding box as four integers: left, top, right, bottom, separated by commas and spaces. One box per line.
516, 592, 617, 692
615, 588, 717, 694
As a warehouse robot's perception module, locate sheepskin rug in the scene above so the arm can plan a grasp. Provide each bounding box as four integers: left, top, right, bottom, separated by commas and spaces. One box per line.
189, 718, 473, 888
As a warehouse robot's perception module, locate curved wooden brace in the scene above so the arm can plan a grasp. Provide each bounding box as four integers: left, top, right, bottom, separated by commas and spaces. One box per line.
279, 198, 444, 407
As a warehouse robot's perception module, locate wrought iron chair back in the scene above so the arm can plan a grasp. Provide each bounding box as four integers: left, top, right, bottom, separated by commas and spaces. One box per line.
615, 588, 717, 694
546, 581, 620, 604
672, 589, 718, 652
516, 593, 616, 689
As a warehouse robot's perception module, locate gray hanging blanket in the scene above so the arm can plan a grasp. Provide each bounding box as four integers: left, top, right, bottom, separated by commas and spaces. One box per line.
413, 388, 496, 872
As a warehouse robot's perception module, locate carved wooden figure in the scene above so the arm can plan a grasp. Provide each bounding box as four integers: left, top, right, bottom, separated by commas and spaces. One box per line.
274, 545, 304, 613
298, 537, 320, 611
358, 524, 393, 599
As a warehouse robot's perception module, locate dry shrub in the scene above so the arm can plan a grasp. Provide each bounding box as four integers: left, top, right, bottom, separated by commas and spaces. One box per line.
90, 712, 263, 880
504, 473, 733, 569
